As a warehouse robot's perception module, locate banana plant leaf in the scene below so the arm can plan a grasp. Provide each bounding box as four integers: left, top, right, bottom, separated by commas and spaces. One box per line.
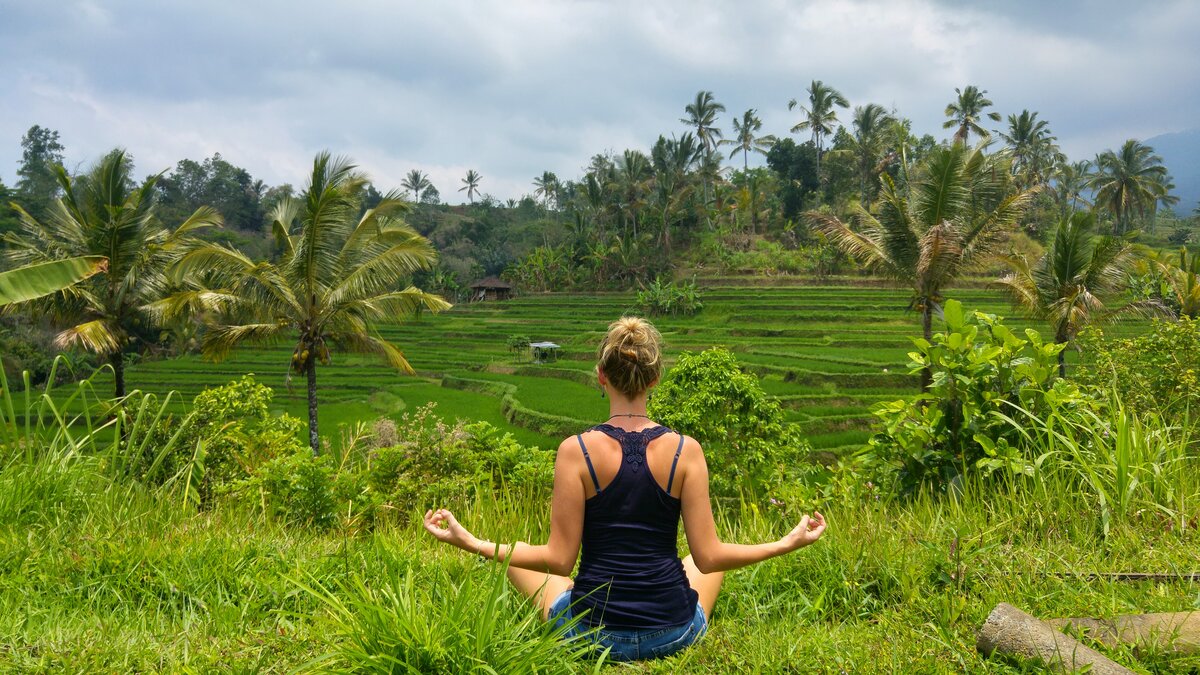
0, 256, 108, 306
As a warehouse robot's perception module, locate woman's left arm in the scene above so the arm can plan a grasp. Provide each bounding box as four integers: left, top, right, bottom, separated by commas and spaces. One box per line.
423, 438, 585, 576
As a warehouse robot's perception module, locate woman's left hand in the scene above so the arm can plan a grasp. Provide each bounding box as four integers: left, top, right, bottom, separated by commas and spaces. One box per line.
423, 508, 479, 552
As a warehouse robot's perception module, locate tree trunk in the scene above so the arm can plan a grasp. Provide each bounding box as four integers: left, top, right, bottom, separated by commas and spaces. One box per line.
1056, 324, 1069, 379
306, 358, 319, 455
977, 603, 1134, 674
1046, 612, 1200, 655
662, 206, 671, 256
921, 303, 933, 391
111, 351, 126, 399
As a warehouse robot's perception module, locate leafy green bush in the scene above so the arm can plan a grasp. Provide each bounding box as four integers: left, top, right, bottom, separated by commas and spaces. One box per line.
231, 450, 337, 528
649, 347, 811, 499
1075, 317, 1200, 428
366, 404, 554, 518
635, 277, 703, 317
135, 374, 306, 501
866, 300, 1074, 495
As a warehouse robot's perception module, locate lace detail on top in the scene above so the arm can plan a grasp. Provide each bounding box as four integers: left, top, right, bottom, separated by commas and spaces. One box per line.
592, 423, 671, 474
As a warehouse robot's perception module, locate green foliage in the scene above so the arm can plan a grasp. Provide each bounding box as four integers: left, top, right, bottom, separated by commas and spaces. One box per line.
137, 374, 306, 500
299, 564, 602, 673
635, 277, 703, 317
366, 404, 554, 518
234, 450, 337, 528
649, 348, 810, 498
866, 300, 1070, 494
1076, 318, 1200, 427
503, 244, 572, 292
505, 334, 530, 362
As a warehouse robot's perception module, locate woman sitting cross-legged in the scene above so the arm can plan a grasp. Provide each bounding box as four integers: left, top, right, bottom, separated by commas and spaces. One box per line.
423, 316, 826, 662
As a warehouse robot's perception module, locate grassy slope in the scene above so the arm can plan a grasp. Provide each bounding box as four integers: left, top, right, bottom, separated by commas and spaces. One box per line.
1, 452, 1197, 673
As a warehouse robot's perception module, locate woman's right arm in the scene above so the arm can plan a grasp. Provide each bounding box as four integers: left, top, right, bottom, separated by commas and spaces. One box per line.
679, 439, 825, 574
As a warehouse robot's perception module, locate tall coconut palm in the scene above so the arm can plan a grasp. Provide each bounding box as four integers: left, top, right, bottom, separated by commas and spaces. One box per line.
996, 211, 1154, 377
719, 108, 777, 171
682, 91, 725, 227
807, 144, 1034, 389
533, 171, 559, 210
617, 150, 652, 239
842, 103, 895, 205
401, 170, 431, 201
651, 133, 701, 256
153, 153, 449, 453
4, 149, 220, 397
1051, 160, 1093, 216
943, 85, 1001, 145
459, 170, 482, 204
999, 110, 1062, 189
1090, 139, 1170, 235
789, 80, 849, 180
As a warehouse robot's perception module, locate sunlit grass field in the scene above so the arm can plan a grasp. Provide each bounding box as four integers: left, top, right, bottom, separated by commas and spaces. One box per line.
2, 449, 1197, 673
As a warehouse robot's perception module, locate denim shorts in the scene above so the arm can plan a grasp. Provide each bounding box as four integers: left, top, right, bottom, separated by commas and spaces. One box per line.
548, 589, 707, 662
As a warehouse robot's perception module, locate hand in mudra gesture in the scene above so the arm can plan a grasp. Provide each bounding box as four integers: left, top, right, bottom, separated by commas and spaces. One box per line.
780, 511, 826, 552
424, 508, 478, 552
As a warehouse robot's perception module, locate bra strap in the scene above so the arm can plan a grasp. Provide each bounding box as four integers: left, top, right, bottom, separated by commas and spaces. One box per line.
577, 434, 601, 493
666, 434, 686, 494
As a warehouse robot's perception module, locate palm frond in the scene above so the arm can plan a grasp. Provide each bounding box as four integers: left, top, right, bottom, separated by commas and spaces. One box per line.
201, 322, 290, 362
54, 319, 123, 355
334, 332, 415, 374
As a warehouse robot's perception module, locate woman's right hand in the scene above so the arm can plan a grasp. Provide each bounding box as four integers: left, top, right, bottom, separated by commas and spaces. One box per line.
423, 508, 480, 553
780, 511, 826, 552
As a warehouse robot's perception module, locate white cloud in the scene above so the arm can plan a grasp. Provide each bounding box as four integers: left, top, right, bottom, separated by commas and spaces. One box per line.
1, 0, 1196, 200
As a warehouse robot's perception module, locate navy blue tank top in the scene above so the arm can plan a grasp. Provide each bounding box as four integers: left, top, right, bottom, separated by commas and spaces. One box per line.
569, 424, 699, 629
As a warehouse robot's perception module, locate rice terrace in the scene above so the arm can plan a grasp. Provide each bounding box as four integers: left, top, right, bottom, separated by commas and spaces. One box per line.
3, 1, 1200, 673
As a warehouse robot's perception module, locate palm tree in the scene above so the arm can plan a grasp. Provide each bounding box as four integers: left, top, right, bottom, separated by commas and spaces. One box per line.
681, 91, 725, 227
401, 170, 431, 201
651, 134, 701, 256
154, 153, 449, 453
1051, 160, 1093, 216
996, 211, 1154, 377
789, 80, 849, 180
1158, 247, 1200, 319
533, 171, 559, 210
843, 103, 895, 205
999, 110, 1062, 189
4, 149, 220, 397
807, 144, 1034, 389
459, 170, 482, 204
719, 109, 777, 171
943, 85, 1001, 144
1090, 139, 1170, 235
617, 150, 651, 239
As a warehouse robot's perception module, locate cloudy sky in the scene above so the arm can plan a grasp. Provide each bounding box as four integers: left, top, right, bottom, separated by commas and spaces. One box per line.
2, 0, 1197, 202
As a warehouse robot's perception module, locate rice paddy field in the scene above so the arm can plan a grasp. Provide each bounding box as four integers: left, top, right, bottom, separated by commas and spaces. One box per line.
91, 279, 1131, 454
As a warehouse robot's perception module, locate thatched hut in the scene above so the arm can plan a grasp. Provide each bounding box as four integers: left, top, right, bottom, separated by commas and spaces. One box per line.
470, 277, 513, 301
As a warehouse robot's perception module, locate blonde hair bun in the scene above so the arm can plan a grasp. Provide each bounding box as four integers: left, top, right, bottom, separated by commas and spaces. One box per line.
598, 316, 662, 398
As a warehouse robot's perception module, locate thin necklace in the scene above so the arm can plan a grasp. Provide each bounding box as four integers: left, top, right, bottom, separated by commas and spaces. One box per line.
607, 413, 650, 421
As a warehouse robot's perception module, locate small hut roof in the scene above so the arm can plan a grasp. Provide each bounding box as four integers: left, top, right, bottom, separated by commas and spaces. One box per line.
530, 341, 559, 349
470, 276, 512, 290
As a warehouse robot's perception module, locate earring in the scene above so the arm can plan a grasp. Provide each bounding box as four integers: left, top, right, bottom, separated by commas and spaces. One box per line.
599, 387, 606, 399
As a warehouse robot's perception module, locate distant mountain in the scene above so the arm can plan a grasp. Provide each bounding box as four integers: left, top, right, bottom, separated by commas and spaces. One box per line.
1145, 129, 1200, 216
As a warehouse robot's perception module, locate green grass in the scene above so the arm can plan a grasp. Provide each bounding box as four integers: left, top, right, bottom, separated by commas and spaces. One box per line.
2, 446, 1197, 673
